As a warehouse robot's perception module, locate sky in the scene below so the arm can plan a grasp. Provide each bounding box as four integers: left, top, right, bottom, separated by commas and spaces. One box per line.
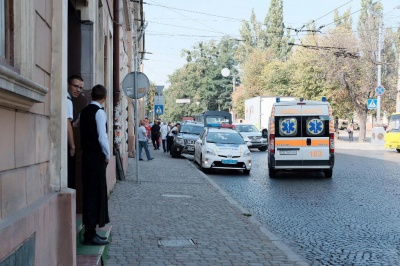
142, 0, 400, 88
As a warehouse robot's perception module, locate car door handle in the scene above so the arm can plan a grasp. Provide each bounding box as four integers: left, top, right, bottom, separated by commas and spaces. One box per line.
306, 138, 311, 146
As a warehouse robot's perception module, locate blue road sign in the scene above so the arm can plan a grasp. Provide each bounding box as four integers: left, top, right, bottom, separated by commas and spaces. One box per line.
155, 105, 164, 115
375, 85, 385, 95
367, 99, 377, 109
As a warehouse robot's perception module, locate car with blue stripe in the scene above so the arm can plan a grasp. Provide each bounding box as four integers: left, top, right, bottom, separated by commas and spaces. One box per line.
194, 124, 252, 174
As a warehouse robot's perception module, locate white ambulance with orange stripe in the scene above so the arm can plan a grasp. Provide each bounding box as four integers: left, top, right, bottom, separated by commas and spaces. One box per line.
267, 97, 335, 178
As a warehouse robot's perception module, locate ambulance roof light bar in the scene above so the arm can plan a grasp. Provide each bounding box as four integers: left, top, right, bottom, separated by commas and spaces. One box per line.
321, 96, 327, 102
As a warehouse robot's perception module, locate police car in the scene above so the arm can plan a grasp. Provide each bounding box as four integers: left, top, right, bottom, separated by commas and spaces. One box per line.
194, 124, 252, 174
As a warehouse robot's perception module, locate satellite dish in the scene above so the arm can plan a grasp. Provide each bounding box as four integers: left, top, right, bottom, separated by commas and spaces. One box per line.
221, 68, 230, 77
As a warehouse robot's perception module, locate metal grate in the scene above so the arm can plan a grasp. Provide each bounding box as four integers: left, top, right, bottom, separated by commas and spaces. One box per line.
161, 194, 192, 198
158, 239, 195, 247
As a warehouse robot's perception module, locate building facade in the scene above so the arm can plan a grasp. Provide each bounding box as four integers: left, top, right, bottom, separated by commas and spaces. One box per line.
0, 0, 144, 264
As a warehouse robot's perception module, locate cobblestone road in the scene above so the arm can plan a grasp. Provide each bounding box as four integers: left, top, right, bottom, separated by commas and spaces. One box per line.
207, 137, 400, 265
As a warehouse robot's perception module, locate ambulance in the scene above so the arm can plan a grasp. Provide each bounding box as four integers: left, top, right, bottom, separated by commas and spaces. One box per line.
268, 97, 335, 178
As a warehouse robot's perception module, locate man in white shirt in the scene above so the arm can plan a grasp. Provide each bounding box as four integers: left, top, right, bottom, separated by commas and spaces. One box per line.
80, 84, 110, 246
67, 75, 83, 189
138, 120, 154, 160
167, 123, 180, 154
159, 121, 170, 153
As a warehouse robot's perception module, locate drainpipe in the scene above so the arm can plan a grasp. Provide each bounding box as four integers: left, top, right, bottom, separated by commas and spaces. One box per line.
113, 0, 120, 153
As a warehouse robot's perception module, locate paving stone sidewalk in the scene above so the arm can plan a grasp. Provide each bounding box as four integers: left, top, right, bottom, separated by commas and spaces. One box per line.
107, 150, 308, 266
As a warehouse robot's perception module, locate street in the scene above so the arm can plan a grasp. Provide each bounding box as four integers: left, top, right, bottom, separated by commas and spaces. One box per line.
191, 139, 400, 265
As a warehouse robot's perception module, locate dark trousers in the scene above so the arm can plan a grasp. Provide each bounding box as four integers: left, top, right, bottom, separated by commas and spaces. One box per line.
162, 139, 167, 152
152, 136, 159, 149
67, 151, 76, 189
82, 153, 109, 240
166, 136, 174, 152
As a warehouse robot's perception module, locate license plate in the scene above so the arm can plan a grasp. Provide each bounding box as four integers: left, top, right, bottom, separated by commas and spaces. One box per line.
222, 159, 237, 164
279, 150, 297, 155
187, 146, 194, 151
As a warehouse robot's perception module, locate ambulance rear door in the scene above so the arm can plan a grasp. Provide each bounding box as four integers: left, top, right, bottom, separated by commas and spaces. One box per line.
274, 105, 303, 168
300, 104, 331, 169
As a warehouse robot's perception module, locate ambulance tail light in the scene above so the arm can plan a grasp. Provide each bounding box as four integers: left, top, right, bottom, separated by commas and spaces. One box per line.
269, 134, 275, 154
329, 133, 335, 153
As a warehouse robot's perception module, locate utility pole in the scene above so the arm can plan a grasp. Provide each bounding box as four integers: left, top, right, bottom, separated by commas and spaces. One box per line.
377, 16, 383, 124
397, 51, 400, 113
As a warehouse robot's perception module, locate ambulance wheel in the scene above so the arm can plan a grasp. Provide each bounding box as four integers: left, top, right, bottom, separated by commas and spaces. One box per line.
243, 169, 250, 175
324, 169, 333, 178
396, 149, 400, 153
258, 146, 267, 151
269, 167, 277, 178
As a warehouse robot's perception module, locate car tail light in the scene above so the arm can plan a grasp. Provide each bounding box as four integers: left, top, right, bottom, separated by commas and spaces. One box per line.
269, 134, 275, 154
329, 133, 335, 153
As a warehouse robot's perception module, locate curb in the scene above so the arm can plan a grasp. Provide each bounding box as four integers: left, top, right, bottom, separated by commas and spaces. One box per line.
186, 160, 310, 266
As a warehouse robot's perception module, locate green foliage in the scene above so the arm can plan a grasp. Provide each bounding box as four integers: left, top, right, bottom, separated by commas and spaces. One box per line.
163, 38, 239, 122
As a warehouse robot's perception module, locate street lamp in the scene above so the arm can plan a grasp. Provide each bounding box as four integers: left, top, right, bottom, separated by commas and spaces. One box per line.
221, 67, 236, 120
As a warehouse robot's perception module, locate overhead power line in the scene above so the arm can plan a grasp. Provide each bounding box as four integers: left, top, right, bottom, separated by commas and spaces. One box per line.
140, 1, 242, 22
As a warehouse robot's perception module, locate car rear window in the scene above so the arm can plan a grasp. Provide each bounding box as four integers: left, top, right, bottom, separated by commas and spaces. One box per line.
275, 115, 330, 138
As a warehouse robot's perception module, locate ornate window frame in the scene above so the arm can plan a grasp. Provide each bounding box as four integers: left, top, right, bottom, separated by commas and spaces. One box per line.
0, 0, 48, 110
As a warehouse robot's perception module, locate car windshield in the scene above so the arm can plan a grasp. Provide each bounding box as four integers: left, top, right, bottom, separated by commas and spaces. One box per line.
180, 125, 203, 135
235, 125, 258, 132
388, 114, 400, 132
206, 132, 245, 144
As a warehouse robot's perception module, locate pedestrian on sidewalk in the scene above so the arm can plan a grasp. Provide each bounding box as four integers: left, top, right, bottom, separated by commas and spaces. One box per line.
151, 120, 161, 150
167, 123, 180, 155
138, 120, 154, 161
80, 84, 110, 246
348, 121, 354, 142
160, 121, 170, 153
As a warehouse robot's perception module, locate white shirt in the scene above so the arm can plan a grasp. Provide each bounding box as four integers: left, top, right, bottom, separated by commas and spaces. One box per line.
67, 92, 73, 120
168, 126, 178, 137
160, 124, 170, 140
138, 125, 148, 141
91, 101, 110, 160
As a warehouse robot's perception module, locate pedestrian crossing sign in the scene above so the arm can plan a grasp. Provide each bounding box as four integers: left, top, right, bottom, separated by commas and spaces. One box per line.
367, 99, 377, 109
155, 104, 164, 115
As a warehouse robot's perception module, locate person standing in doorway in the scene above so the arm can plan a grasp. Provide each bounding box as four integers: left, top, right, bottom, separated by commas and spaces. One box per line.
67, 75, 83, 189
80, 84, 110, 245
138, 120, 154, 161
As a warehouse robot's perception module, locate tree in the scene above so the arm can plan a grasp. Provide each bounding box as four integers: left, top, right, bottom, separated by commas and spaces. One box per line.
264, 0, 291, 60
334, 8, 353, 30
164, 38, 239, 121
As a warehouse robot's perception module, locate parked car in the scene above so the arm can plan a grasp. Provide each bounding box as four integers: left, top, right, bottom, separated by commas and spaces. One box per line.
170, 121, 204, 158
194, 124, 252, 174
233, 123, 268, 151
339, 120, 360, 130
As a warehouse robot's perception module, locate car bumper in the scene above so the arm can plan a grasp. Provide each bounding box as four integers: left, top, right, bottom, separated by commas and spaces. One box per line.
202, 156, 252, 170
175, 144, 195, 155
248, 142, 267, 148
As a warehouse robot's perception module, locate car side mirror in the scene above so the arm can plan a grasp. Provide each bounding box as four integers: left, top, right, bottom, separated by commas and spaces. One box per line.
261, 129, 268, 138
246, 141, 252, 147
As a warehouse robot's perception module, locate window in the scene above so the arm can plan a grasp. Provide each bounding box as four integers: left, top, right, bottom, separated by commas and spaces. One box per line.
0, 0, 13, 66
278, 117, 298, 137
